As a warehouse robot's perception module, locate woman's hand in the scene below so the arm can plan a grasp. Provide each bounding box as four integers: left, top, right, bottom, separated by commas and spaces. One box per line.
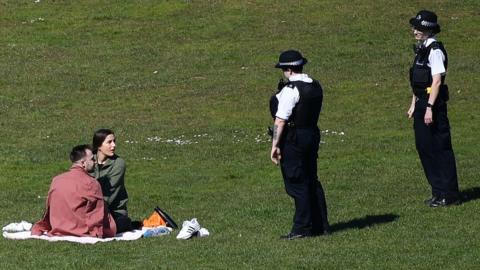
407, 94, 416, 119
407, 104, 415, 119
424, 108, 433, 125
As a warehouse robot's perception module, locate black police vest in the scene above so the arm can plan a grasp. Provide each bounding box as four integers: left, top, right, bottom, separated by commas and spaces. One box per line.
269, 80, 323, 128
269, 79, 288, 119
269, 93, 280, 120
290, 80, 323, 127
409, 41, 448, 100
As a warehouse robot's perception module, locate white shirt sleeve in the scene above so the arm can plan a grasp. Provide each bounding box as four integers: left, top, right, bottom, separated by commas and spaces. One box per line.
275, 86, 300, 120
429, 49, 446, 76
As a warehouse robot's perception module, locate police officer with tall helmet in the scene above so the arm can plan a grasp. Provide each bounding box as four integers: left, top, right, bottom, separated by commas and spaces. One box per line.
408, 10, 460, 207
270, 50, 330, 239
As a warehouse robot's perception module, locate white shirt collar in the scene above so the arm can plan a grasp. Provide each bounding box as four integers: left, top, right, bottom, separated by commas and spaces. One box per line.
423, 37, 437, 47
288, 73, 313, 83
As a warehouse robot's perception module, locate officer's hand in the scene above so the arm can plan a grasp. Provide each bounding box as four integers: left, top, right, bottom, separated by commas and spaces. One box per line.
271, 147, 281, 165
424, 108, 433, 125
407, 105, 415, 119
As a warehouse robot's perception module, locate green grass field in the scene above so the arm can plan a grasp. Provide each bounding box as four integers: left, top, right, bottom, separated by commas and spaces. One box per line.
1, 0, 479, 269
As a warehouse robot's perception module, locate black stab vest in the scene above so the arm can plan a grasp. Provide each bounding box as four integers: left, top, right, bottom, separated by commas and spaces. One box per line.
269, 91, 280, 120
409, 41, 448, 100
269, 80, 323, 128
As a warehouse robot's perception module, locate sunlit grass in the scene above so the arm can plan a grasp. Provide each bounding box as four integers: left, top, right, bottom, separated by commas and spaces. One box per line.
0, 0, 479, 269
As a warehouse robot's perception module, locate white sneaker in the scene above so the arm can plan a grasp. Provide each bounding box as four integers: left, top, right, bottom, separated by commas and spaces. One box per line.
197, 228, 210, 237
176, 218, 201, 240
2, 221, 32, 232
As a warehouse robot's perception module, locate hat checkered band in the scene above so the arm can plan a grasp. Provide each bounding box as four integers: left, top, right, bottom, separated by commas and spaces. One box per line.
278, 59, 304, 66
420, 20, 437, 27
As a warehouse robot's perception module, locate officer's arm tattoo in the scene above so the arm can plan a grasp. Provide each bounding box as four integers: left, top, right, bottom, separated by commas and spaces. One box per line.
272, 125, 278, 141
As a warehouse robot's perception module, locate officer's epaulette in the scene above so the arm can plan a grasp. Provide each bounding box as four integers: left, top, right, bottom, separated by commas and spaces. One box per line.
428, 41, 443, 50
285, 82, 296, 89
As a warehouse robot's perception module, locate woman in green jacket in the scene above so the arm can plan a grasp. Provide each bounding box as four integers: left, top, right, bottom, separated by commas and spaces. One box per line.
91, 128, 131, 233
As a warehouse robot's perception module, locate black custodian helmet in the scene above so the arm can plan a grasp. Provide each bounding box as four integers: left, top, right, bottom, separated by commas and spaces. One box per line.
410, 10, 441, 34
275, 50, 308, 68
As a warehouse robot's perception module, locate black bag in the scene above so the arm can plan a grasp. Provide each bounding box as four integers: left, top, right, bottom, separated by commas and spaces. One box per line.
155, 206, 178, 229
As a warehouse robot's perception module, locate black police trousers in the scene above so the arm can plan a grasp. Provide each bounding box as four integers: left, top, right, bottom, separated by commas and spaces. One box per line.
413, 99, 459, 199
280, 127, 329, 235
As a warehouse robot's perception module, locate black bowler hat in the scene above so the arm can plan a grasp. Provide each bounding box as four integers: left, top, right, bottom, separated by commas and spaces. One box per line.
275, 50, 308, 68
410, 10, 441, 34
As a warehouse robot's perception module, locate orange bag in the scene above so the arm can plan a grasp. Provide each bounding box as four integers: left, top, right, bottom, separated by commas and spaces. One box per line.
142, 210, 167, 227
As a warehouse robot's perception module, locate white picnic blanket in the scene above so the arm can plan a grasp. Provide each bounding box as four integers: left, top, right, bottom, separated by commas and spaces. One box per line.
2, 230, 146, 244
2, 221, 166, 244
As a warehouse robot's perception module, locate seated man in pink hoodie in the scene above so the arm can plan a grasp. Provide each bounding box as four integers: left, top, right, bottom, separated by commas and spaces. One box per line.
32, 144, 117, 238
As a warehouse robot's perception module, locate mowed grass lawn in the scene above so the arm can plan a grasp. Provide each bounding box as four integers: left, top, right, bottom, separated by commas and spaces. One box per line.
1, 0, 479, 269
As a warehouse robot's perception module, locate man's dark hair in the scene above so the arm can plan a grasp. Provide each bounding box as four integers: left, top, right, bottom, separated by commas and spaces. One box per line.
70, 144, 93, 163
92, 128, 114, 154
282, 66, 303, 73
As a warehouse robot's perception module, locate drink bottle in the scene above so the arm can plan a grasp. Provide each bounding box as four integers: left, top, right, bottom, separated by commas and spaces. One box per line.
143, 227, 171, 238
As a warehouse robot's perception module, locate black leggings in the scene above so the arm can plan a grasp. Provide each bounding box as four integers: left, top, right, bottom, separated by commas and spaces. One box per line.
114, 215, 132, 233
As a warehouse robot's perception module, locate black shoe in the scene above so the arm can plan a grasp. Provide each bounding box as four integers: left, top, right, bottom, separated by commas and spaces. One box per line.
430, 197, 461, 207
312, 230, 331, 237
321, 229, 331, 236
424, 196, 437, 205
280, 232, 311, 240
313, 227, 331, 236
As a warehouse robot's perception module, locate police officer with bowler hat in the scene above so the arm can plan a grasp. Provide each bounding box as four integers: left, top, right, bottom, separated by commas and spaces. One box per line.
270, 49, 330, 239
408, 10, 460, 207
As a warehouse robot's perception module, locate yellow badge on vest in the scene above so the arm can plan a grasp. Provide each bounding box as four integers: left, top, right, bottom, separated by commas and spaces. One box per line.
426, 87, 432, 94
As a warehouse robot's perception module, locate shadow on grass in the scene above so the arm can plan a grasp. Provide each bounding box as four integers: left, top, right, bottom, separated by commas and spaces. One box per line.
461, 187, 480, 204
330, 213, 399, 233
